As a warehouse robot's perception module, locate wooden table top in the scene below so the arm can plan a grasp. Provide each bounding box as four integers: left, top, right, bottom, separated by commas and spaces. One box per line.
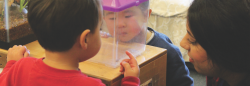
0, 40, 167, 81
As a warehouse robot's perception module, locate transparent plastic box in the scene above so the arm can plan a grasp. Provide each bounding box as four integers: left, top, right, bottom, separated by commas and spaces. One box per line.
87, 0, 150, 68
0, 0, 35, 50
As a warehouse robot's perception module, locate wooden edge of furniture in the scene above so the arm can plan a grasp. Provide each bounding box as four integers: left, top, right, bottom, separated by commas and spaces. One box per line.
0, 40, 168, 86
85, 48, 167, 86
0, 49, 7, 68
108, 50, 167, 86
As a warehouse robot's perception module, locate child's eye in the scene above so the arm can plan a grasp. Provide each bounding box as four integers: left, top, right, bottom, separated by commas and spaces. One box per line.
125, 15, 132, 18
109, 18, 116, 20
187, 38, 197, 45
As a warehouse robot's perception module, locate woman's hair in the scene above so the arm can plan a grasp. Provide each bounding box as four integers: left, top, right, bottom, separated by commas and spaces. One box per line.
188, 0, 250, 73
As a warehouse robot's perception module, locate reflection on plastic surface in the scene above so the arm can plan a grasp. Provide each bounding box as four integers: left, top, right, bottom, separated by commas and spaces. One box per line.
88, 37, 145, 68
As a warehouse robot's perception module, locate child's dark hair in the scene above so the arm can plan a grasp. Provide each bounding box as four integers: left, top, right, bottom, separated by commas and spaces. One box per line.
28, 0, 101, 52
188, 0, 250, 73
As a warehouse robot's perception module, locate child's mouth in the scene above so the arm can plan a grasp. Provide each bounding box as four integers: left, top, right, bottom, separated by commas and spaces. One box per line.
118, 32, 127, 36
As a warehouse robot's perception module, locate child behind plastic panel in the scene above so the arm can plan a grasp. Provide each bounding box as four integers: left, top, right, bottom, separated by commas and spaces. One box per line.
102, 1, 194, 86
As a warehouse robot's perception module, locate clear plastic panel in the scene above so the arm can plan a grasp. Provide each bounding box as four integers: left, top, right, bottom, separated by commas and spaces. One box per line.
1, 0, 31, 47
88, 1, 149, 68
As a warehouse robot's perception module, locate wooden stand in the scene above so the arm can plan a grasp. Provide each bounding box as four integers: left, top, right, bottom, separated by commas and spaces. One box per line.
0, 40, 167, 86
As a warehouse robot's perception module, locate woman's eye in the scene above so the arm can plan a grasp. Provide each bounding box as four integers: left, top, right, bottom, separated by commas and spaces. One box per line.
187, 39, 197, 45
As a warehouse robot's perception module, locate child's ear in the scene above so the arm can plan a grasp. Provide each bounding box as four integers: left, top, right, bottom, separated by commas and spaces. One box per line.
79, 29, 91, 50
148, 9, 152, 18
143, 9, 152, 22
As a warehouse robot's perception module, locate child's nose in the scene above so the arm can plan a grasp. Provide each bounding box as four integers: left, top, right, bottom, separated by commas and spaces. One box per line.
116, 19, 126, 28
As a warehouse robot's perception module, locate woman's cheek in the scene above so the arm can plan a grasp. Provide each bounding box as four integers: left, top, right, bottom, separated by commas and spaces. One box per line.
191, 47, 208, 63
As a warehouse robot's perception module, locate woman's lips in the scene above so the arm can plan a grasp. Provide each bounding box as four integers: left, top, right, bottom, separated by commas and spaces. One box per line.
189, 57, 194, 63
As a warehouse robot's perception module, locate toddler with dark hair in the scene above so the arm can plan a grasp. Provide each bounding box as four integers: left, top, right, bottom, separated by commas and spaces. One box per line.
102, 1, 194, 86
0, 0, 140, 86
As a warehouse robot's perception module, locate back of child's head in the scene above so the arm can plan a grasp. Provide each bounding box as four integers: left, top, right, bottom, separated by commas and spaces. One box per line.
28, 0, 101, 52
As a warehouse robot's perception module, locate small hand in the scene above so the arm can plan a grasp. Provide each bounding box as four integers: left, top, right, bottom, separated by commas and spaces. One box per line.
120, 51, 140, 77
7, 45, 30, 62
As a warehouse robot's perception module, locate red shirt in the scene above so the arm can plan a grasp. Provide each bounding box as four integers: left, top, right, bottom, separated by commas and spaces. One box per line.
0, 57, 140, 86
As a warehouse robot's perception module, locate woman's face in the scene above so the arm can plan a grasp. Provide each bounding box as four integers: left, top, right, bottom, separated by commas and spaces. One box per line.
180, 22, 219, 76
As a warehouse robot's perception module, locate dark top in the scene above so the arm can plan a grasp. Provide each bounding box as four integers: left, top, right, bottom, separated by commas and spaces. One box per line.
207, 76, 250, 86
147, 27, 194, 86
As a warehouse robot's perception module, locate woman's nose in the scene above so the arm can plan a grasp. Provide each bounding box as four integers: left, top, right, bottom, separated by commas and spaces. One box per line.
180, 35, 190, 50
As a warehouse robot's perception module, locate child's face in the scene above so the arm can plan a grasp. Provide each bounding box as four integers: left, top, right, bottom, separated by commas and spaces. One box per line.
103, 6, 148, 42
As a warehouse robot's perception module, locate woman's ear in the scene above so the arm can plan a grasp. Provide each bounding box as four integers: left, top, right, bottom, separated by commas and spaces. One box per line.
79, 29, 91, 50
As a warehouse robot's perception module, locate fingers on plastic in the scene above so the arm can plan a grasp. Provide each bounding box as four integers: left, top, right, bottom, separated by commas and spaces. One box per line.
125, 51, 135, 60
8, 47, 12, 51
19, 46, 28, 54
120, 65, 124, 72
24, 52, 30, 57
126, 52, 139, 66
121, 61, 132, 70
121, 59, 130, 63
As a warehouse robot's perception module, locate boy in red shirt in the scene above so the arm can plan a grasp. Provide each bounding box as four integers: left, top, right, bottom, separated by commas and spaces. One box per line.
0, 0, 140, 86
